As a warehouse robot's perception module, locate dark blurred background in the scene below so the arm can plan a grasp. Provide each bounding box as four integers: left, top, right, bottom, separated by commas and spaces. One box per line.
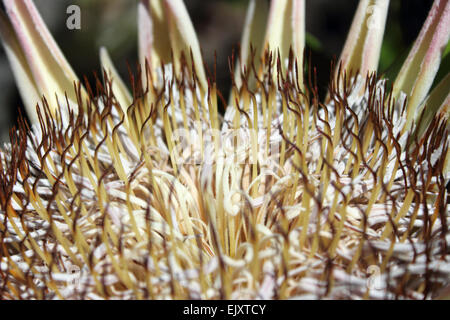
0, 0, 439, 143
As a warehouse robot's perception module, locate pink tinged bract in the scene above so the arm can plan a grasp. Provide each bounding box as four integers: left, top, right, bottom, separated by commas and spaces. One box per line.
0, 9, 39, 123
1, 0, 86, 119
334, 0, 389, 86
393, 0, 450, 132
138, 0, 171, 75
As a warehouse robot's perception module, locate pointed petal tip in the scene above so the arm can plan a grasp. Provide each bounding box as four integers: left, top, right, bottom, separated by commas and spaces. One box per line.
163, 0, 207, 91
336, 0, 390, 79
2, 0, 84, 117
0, 6, 40, 123
263, 0, 305, 87
395, 0, 450, 131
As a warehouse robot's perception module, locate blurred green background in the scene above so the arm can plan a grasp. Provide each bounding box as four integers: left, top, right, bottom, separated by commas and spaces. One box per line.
0, 0, 442, 143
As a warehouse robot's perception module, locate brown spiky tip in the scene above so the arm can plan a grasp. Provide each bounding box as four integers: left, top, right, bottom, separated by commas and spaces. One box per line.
0, 52, 448, 300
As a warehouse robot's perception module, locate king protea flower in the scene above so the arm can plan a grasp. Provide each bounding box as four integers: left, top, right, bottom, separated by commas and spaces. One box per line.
0, 0, 449, 300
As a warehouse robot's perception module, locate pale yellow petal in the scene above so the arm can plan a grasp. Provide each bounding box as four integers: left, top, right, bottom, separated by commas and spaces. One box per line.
236, 0, 269, 88
164, 0, 207, 92
393, 0, 450, 131
415, 73, 450, 141
0, 9, 39, 123
138, 0, 172, 71
336, 0, 389, 78
263, 0, 305, 88
100, 47, 133, 113
3, 0, 86, 115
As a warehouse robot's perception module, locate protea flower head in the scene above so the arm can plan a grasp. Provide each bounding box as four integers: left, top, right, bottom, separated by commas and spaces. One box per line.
0, 0, 449, 300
